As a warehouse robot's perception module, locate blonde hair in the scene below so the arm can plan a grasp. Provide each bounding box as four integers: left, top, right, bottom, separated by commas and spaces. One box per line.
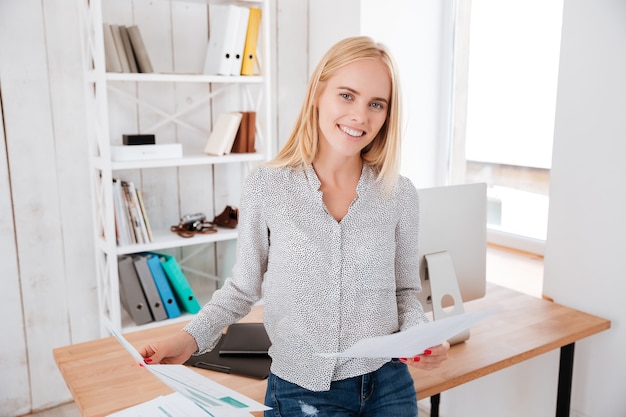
267, 36, 403, 192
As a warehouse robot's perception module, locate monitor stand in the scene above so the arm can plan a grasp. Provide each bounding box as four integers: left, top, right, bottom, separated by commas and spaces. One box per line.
425, 251, 470, 345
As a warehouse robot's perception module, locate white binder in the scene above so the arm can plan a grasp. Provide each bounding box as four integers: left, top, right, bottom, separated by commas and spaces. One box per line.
203, 4, 240, 75
230, 6, 250, 75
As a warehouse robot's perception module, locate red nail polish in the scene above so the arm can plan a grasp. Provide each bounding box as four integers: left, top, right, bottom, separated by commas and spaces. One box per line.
144, 358, 153, 363
424, 349, 432, 355
413, 356, 421, 362
399, 358, 407, 362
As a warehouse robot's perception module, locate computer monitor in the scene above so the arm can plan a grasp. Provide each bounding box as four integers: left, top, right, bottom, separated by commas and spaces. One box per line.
416, 183, 487, 330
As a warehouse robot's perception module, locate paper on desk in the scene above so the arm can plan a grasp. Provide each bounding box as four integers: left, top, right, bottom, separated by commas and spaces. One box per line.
317, 307, 498, 358
106, 324, 270, 414
107, 392, 255, 417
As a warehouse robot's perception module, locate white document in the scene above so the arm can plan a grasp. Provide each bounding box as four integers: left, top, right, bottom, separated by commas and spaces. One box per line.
108, 392, 254, 417
317, 308, 498, 358
107, 324, 270, 415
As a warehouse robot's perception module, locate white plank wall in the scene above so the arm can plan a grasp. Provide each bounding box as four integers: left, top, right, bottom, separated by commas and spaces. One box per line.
0, 0, 94, 414
0, 40, 30, 415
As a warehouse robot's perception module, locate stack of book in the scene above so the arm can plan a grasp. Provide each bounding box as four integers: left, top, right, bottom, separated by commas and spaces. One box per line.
204, 111, 256, 156
113, 179, 153, 245
118, 252, 202, 325
103, 23, 154, 73
203, 4, 262, 76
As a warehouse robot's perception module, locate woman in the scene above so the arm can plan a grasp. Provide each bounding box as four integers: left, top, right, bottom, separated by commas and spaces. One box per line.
140, 36, 449, 417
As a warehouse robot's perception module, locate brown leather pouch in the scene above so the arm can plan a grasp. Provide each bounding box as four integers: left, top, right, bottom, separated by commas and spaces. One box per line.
213, 205, 239, 228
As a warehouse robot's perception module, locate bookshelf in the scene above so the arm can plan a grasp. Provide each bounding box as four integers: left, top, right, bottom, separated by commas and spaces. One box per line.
80, 0, 272, 336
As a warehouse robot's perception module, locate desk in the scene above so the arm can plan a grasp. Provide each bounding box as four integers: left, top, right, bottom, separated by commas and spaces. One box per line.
54, 284, 610, 417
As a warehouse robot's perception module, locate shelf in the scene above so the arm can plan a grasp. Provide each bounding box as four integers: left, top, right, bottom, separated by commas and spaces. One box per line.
105, 72, 264, 84
86, 0, 271, 335
92, 152, 264, 170
114, 227, 238, 255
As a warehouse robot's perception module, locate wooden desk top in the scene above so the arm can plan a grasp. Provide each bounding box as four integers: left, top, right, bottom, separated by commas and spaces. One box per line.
54, 284, 610, 417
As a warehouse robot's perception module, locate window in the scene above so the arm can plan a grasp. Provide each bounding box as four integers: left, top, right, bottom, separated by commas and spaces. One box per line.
452, 0, 564, 254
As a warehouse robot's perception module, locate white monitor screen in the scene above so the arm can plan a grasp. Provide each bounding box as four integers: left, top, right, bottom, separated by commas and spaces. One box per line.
416, 183, 487, 313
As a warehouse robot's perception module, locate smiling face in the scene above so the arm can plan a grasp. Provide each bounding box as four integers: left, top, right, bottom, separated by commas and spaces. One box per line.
315, 58, 391, 161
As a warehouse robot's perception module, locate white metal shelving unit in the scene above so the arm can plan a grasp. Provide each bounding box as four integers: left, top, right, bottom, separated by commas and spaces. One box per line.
79, 0, 272, 336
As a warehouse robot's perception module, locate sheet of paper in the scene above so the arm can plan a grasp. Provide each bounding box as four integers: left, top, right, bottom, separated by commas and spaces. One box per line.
317, 307, 498, 358
147, 364, 269, 413
106, 324, 270, 414
107, 392, 255, 417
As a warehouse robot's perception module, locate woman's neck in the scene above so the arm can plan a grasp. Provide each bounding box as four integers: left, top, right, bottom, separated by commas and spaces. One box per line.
312, 154, 362, 189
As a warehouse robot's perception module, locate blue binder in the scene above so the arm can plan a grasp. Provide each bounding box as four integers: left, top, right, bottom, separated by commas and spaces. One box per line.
145, 253, 181, 319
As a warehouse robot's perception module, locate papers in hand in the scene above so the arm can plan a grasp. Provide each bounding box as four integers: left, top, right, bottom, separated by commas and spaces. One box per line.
106, 324, 270, 415
317, 308, 498, 359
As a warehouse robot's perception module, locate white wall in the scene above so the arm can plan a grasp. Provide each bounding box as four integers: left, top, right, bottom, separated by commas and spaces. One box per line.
360, 0, 452, 188
0, 0, 97, 414
438, 0, 626, 416
542, 0, 626, 415
294, 0, 452, 189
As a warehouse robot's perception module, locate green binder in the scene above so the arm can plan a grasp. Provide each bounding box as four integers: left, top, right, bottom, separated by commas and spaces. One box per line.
158, 253, 201, 314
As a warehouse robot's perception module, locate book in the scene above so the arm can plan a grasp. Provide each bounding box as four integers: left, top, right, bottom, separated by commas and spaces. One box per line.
127, 25, 154, 73
230, 111, 256, 153
145, 253, 181, 319
122, 181, 142, 244
112, 178, 133, 245
118, 255, 153, 325
230, 111, 249, 153
119, 25, 138, 73
158, 253, 201, 314
135, 187, 153, 242
120, 181, 140, 243
204, 112, 243, 156
121, 180, 152, 244
110, 24, 131, 73
103, 23, 122, 73
240, 7, 262, 76
245, 111, 256, 153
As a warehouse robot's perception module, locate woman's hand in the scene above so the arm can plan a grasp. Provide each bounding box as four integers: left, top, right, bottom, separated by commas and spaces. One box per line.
399, 341, 450, 370
138, 331, 199, 365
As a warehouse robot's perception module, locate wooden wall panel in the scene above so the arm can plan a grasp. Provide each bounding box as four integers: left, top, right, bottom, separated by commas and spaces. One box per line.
43, 0, 100, 346
0, 0, 73, 412
0, 45, 30, 417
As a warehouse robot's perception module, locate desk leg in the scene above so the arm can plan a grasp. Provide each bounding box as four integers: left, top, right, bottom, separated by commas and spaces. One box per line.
556, 342, 575, 417
430, 393, 440, 417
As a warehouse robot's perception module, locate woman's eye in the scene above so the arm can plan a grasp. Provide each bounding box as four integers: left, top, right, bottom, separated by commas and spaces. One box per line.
340, 92, 352, 100
371, 102, 383, 110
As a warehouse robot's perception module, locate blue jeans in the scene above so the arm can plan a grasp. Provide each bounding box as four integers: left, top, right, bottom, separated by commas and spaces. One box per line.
264, 360, 418, 417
